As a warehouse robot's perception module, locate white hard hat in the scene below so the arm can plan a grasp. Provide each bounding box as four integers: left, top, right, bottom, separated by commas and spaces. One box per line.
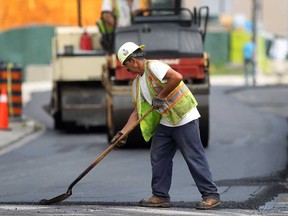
117, 42, 145, 65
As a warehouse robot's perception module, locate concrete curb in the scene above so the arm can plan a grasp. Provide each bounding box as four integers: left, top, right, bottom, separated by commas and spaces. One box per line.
0, 117, 45, 155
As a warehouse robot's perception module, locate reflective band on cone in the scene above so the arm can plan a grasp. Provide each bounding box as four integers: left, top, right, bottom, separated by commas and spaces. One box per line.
0, 95, 8, 103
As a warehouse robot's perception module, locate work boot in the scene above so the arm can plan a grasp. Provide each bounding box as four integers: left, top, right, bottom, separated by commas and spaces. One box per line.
139, 195, 171, 208
195, 197, 221, 210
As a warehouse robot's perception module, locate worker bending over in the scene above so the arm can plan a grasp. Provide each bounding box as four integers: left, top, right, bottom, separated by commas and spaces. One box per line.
111, 42, 220, 210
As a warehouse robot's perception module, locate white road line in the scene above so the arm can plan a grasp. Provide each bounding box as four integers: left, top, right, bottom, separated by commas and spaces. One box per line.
111, 207, 216, 216
0, 205, 49, 210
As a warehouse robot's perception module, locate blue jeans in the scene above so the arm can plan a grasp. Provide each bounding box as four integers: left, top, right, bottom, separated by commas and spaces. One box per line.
150, 119, 219, 199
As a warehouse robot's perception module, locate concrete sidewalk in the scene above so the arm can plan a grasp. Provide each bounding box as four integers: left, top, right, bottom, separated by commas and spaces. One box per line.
0, 81, 51, 154
0, 117, 40, 153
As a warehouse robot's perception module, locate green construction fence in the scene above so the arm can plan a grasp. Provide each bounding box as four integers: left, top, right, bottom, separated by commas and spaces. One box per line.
0, 26, 54, 80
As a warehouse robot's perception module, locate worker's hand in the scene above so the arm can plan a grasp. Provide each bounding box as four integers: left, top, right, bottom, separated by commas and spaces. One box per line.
152, 96, 165, 109
111, 131, 127, 148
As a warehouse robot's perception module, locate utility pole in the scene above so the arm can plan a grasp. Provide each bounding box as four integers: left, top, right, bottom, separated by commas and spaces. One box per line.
77, 0, 82, 27
252, 0, 261, 86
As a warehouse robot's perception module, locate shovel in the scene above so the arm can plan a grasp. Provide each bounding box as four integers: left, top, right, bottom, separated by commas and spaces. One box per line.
39, 107, 154, 205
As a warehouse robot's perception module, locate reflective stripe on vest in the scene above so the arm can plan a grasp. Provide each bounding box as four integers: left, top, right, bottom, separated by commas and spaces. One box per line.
97, 20, 114, 35
132, 76, 161, 142
144, 60, 198, 125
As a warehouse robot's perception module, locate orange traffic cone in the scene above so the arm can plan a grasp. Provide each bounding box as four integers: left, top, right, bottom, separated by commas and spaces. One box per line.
0, 88, 9, 130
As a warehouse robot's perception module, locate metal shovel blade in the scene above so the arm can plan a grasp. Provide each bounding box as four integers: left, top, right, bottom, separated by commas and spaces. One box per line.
39, 191, 71, 205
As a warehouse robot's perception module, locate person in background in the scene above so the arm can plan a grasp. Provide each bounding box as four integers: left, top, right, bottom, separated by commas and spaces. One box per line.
112, 41, 221, 210
97, 0, 141, 53
269, 36, 288, 84
101, 0, 141, 27
243, 40, 255, 86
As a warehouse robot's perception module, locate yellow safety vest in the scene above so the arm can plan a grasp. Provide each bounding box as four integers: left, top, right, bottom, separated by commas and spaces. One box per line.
132, 75, 161, 142
132, 60, 198, 141
97, 19, 114, 35
145, 60, 198, 125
